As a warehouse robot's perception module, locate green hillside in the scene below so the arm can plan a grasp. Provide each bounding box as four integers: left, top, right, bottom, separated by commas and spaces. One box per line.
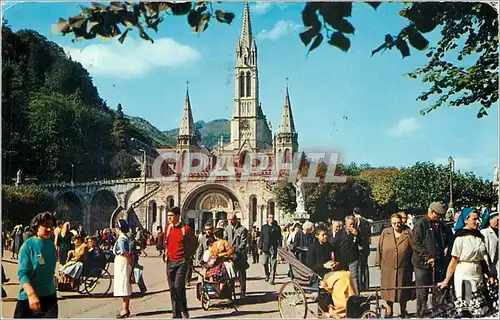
127, 117, 231, 150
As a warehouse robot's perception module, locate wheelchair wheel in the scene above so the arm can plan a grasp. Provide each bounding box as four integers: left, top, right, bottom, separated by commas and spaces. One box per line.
201, 290, 210, 311
278, 281, 308, 319
361, 310, 378, 318
85, 268, 112, 297
76, 278, 86, 294
233, 277, 241, 300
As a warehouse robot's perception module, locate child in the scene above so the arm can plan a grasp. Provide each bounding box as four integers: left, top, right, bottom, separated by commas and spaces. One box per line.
204, 228, 236, 297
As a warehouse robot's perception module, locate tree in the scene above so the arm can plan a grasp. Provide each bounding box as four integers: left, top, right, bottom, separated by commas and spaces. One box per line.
2, 185, 54, 230
110, 150, 140, 179
394, 162, 450, 214
53, 2, 498, 118
359, 168, 400, 219
111, 103, 129, 152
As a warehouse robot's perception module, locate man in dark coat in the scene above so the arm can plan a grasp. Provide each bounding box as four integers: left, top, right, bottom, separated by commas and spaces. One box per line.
353, 208, 371, 291
258, 214, 282, 285
224, 214, 249, 298
410, 201, 450, 318
331, 216, 362, 294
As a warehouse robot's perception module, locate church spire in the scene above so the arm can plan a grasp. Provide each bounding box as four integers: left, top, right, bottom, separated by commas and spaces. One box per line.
177, 82, 197, 146
239, 2, 253, 48
279, 81, 296, 134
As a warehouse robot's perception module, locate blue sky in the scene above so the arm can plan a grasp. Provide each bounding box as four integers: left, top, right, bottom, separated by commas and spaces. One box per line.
3, 1, 498, 179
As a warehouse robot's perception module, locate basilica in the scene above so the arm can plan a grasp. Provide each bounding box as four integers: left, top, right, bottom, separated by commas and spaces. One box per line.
128, 2, 299, 233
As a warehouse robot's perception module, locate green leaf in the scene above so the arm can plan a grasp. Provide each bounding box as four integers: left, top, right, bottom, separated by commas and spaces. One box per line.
215, 10, 235, 24
395, 38, 410, 58
138, 26, 153, 43
90, 2, 106, 11
308, 33, 323, 54
170, 2, 192, 15
332, 2, 352, 17
371, 42, 387, 56
299, 27, 318, 47
187, 10, 201, 27
331, 18, 355, 34
407, 28, 429, 50
118, 27, 131, 43
318, 3, 354, 33
413, 17, 437, 33
328, 32, 350, 52
367, 2, 382, 10
302, 3, 320, 29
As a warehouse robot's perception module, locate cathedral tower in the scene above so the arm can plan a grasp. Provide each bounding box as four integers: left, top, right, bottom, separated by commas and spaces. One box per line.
275, 83, 298, 163
229, 2, 272, 152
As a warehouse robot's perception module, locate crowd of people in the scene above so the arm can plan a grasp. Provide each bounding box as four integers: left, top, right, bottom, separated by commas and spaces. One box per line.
2, 200, 499, 319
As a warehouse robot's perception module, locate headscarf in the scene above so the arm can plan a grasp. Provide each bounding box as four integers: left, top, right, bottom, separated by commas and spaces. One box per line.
454, 208, 473, 231
454, 208, 485, 239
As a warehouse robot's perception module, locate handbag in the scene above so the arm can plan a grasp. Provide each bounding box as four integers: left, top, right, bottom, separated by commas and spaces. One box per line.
132, 264, 143, 284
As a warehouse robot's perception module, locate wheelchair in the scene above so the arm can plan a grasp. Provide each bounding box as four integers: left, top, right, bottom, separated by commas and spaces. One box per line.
58, 249, 113, 297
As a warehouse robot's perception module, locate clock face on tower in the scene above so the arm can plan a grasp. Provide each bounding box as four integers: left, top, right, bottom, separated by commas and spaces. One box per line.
241, 119, 250, 131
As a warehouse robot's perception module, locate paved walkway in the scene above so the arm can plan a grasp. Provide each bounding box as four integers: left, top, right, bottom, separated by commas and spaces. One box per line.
2, 243, 417, 318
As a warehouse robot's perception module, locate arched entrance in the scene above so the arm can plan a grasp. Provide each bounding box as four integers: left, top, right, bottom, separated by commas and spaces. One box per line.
54, 191, 83, 226
90, 189, 119, 233
182, 184, 243, 232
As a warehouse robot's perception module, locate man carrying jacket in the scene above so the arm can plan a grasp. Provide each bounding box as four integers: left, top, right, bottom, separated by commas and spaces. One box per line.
258, 214, 282, 285
410, 201, 451, 318
225, 214, 249, 298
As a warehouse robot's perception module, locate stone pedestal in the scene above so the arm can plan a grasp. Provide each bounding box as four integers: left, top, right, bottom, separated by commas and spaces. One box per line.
293, 211, 310, 222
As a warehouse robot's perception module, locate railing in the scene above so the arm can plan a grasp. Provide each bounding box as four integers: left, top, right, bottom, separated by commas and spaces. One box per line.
130, 185, 162, 209
26, 177, 145, 189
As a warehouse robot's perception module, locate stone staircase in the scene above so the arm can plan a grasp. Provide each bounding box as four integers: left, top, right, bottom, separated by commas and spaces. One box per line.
129, 183, 162, 210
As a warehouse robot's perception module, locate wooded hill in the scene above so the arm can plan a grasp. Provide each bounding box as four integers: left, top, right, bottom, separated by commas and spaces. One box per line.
1, 24, 231, 184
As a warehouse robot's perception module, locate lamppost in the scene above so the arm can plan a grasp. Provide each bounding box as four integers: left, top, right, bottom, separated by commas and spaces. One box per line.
71, 164, 74, 185
448, 156, 455, 210
139, 149, 147, 196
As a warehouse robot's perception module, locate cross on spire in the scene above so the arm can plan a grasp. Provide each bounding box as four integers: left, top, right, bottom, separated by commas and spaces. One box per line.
186, 80, 190, 89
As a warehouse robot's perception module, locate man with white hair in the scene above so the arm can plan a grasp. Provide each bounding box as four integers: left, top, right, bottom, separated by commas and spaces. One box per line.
224, 213, 249, 298
331, 215, 362, 294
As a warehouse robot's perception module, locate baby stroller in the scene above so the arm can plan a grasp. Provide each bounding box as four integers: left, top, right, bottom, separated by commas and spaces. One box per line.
193, 265, 238, 311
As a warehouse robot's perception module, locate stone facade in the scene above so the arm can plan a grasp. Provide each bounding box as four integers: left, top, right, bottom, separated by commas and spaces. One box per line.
38, 3, 299, 234
138, 2, 299, 233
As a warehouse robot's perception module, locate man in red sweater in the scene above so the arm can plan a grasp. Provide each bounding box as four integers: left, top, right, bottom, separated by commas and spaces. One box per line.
164, 207, 198, 319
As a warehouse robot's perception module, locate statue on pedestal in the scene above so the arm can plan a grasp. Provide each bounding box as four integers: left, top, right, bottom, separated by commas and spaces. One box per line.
15, 170, 23, 186
293, 174, 307, 214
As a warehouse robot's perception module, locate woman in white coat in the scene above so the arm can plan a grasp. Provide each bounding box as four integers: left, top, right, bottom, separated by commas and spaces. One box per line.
481, 212, 499, 278
113, 220, 133, 318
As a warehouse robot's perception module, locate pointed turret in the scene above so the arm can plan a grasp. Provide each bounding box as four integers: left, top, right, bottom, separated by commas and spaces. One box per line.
275, 80, 298, 162
239, 2, 253, 48
177, 83, 197, 147
279, 85, 296, 134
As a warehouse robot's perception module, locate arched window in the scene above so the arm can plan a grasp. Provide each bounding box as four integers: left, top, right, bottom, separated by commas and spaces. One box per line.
151, 201, 157, 223
169, 198, 175, 208
239, 72, 245, 98
283, 149, 290, 163
268, 201, 275, 217
246, 71, 252, 97
251, 196, 257, 224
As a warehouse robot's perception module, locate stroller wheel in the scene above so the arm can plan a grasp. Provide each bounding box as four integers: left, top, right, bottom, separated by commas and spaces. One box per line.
201, 291, 210, 311
361, 310, 378, 318
196, 283, 202, 301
